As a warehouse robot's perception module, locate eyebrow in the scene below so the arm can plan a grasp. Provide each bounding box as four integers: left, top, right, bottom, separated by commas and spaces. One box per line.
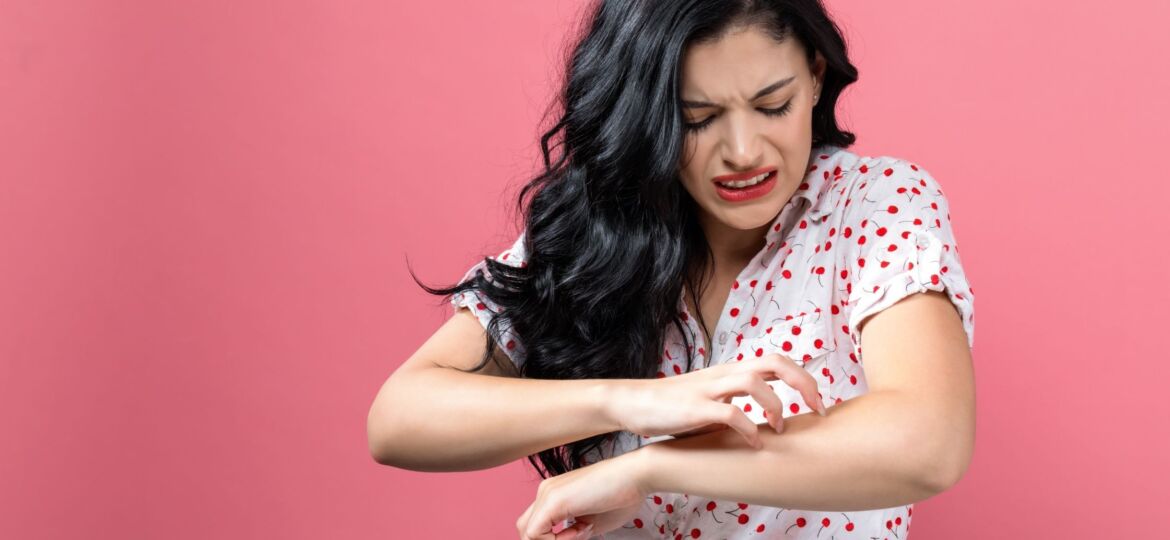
681, 75, 797, 109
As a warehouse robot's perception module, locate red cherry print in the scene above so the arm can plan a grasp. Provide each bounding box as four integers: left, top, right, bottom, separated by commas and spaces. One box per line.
634, 518, 643, 528
756, 524, 766, 533
506, 340, 516, 350
744, 403, 752, 412
888, 205, 898, 214
880, 260, 890, 268
913, 218, 922, 225
859, 164, 868, 173
843, 226, 852, 238
858, 235, 867, 245
666, 504, 674, 514
654, 495, 663, 504
822, 517, 831, 527
931, 274, 940, 285
876, 226, 887, 236
814, 338, 823, 349
797, 517, 807, 527
831, 304, 840, 314
732, 280, 739, 289
910, 163, 918, 171
897, 187, 906, 194
861, 218, 868, 227
858, 257, 866, 267
750, 316, 759, 326
815, 266, 825, 275
886, 520, 893, 530
825, 240, 832, 250
475, 302, 487, 310
736, 353, 743, 361
749, 279, 758, 287
789, 403, 800, 413
829, 227, 836, 236
822, 367, 830, 376
738, 514, 749, 524
690, 528, 701, 538
706, 501, 717, 511
791, 325, 801, 335
755, 348, 764, 357
673, 364, 682, 374
846, 522, 855, 531
887, 243, 897, 252
656, 371, 665, 378
901, 231, 911, 240
729, 307, 739, 317
765, 281, 773, 290
782, 341, 793, 352
883, 168, 893, 176
850, 374, 857, 385
896, 517, 903, 525
908, 262, 915, 270
782, 269, 792, 279
738, 503, 748, 510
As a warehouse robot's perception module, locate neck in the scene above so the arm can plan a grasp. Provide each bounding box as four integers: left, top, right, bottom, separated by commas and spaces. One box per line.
697, 212, 772, 272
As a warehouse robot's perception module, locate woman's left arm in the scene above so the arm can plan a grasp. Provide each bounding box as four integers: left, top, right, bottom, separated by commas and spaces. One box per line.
632, 289, 976, 511
516, 290, 974, 538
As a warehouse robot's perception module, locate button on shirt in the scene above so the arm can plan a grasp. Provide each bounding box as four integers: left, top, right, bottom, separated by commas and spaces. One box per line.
451, 144, 976, 539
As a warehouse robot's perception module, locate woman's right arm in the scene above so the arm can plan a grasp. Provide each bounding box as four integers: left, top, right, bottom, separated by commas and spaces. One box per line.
366, 306, 622, 472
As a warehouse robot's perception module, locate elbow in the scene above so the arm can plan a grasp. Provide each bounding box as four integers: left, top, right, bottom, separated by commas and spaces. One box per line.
367, 401, 400, 466
904, 429, 974, 497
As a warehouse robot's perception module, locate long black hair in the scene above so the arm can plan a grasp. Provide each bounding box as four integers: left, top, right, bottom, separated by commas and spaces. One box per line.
415, 0, 858, 478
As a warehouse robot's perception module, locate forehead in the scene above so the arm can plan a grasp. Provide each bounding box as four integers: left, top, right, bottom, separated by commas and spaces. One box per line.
680, 26, 806, 97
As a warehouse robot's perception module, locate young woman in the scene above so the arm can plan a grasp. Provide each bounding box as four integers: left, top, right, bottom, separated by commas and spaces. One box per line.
368, 1, 976, 538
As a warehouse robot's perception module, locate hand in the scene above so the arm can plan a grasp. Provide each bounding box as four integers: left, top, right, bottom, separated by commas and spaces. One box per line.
609, 353, 825, 448
516, 450, 648, 539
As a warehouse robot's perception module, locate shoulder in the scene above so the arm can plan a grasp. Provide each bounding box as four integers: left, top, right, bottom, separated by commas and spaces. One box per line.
833, 152, 953, 227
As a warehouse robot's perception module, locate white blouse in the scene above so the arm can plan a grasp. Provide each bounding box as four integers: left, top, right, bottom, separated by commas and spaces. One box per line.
452, 143, 976, 539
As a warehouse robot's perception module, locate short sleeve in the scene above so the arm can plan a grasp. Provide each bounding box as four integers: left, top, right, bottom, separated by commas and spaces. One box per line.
450, 232, 529, 369
842, 159, 976, 354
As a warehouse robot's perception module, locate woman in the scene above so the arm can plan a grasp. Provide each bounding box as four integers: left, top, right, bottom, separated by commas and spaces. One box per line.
368, 0, 976, 538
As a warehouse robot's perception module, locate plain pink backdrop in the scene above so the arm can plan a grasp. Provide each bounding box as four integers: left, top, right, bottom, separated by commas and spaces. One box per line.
1, 0, 1167, 538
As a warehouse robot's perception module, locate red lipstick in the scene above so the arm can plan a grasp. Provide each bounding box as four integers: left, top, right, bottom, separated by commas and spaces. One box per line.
712, 166, 778, 202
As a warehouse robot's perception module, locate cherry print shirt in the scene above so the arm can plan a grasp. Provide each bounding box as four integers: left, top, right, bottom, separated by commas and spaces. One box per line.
450, 144, 976, 539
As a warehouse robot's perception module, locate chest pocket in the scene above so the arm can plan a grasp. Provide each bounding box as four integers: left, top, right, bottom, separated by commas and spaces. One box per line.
730, 314, 834, 423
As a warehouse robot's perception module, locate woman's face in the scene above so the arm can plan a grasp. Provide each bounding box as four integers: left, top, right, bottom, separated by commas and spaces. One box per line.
677, 25, 826, 235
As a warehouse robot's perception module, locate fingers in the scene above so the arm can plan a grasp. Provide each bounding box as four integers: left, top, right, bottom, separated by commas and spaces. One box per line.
764, 354, 827, 416
740, 355, 827, 416
555, 521, 594, 539
709, 372, 786, 432
708, 401, 761, 449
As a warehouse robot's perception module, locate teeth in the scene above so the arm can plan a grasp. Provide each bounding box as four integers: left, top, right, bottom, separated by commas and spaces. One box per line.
718, 171, 771, 188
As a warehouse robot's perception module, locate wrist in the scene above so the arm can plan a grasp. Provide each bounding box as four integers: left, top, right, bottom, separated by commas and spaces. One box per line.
621, 440, 661, 497
596, 378, 639, 433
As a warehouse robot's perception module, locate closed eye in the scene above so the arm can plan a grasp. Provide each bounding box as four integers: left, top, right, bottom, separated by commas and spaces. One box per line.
684, 100, 794, 133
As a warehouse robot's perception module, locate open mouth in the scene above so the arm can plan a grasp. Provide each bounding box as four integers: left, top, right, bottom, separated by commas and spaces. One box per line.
715, 170, 775, 189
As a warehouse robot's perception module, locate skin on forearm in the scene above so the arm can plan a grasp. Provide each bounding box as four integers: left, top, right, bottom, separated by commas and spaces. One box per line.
633, 389, 950, 512
369, 367, 620, 472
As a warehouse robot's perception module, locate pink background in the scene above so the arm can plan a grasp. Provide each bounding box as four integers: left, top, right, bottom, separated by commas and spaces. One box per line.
1, 0, 1166, 538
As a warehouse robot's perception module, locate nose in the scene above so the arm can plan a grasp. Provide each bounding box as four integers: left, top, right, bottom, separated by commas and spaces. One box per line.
719, 110, 764, 171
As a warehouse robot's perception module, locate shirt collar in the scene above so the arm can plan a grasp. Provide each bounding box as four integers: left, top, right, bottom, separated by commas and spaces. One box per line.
764, 144, 843, 239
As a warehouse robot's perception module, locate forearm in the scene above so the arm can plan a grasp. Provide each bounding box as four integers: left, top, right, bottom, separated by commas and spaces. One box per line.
369, 367, 618, 472
635, 389, 952, 511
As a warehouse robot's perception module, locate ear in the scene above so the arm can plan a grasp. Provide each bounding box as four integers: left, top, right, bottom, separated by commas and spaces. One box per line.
811, 51, 827, 87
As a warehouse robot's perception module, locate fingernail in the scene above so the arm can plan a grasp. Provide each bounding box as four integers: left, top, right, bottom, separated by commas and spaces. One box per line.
817, 403, 827, 416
